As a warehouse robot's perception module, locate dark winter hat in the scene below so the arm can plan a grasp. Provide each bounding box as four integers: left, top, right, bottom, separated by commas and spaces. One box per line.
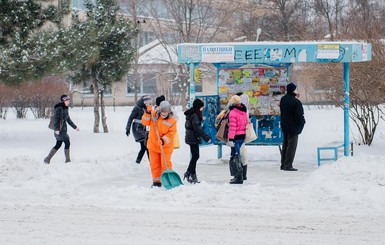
159, 101, 172, 113
156, 95, 165, 106
61, 94, 70, 101
193, 98, 204, 109
286, 82, 297, 93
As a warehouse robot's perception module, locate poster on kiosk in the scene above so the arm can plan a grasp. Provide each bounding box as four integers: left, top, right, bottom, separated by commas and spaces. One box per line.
198, 63, 288, 146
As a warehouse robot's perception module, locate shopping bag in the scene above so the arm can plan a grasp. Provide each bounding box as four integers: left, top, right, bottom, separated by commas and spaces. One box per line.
173, 131, 180, 149
229, 154, 243, 176
215, 118, 229, 143
244, 122, 257, 143
215, 109, 228, 127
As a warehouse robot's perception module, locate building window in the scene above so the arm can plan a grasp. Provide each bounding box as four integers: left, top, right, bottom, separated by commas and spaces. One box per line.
127, 73, 157, 95
142, 74, 157, 94
81, 82, 112, 96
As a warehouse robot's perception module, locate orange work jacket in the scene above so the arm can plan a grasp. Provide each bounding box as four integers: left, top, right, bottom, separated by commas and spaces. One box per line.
142, 108, 177, 154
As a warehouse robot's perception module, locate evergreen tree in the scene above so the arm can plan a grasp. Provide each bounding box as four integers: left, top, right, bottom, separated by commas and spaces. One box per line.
63, 0, 138, 133
0, 0, 70, 84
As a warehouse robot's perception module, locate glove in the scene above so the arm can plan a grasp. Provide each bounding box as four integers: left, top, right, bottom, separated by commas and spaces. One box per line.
126, 130, 130, 137
226, 141, 235, 147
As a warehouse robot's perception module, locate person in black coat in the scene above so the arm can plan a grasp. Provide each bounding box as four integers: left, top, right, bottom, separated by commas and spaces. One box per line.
279, 83, 306, 171
183, 98, 211, 183
126, 95, 152, 163
44, 95, 79, 164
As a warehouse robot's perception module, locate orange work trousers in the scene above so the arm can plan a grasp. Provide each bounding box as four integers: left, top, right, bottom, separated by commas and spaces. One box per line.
149, 150, 173, 181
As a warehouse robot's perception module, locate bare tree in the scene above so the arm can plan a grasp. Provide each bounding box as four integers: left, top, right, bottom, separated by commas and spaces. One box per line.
0, 83, 13, 119
255, 0, 307, 41
303, 38, 385, 146
313, 0, 345, 40
135, 0, 238, 107
27, 77, 69, 119
118, 0, 142, 102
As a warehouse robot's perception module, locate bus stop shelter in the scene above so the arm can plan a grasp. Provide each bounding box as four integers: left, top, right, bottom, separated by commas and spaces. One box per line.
177, 41, 372, 159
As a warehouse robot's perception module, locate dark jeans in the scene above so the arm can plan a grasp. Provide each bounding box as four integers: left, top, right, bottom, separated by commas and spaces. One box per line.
281, 133, 299, 169
137, 141, 149, 161
187, 144, 200, 174
230, 139, 244, 158
53, 140, 70, 150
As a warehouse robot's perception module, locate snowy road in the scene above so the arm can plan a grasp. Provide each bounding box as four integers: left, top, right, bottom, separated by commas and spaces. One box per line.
1, 202, 384, 245
1, 159, 384, 245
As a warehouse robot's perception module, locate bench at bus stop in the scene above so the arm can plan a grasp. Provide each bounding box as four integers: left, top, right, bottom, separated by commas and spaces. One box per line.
317, 141, 354, 166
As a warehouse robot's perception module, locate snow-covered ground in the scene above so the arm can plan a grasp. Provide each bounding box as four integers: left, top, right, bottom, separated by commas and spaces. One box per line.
1, 105, 385, 245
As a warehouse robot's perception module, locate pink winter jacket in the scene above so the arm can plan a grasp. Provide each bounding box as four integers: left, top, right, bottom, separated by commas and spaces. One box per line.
228, 104, 248, 140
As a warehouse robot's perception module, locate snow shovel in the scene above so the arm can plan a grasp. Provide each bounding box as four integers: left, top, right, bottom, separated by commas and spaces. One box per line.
152, 117, 183, 190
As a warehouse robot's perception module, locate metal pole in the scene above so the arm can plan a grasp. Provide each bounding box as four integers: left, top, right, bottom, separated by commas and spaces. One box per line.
343, 62, 350, 156
189, 63, 196, 107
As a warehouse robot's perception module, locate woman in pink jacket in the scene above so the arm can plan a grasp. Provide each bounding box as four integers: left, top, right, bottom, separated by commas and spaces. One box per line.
227, 95, 248, 184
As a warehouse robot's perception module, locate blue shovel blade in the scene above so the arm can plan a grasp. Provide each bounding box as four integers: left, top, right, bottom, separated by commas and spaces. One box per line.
160, 169, 183, 190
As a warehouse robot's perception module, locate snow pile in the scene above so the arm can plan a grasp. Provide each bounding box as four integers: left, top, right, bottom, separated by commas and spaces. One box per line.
305, 156, 385, 212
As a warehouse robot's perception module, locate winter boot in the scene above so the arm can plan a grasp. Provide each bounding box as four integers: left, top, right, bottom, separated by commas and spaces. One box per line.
135, 158, 142, 164
183, 171, 192, 183
190, 173, 200, 184
151, 182, 162, 188
44, 148, 57, 164
242, 165, 247, 180
64, 149, 71, 163
230, 174, 243, 184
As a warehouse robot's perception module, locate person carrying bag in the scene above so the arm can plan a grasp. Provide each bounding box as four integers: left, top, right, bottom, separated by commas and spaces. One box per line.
226, 95, 248, 184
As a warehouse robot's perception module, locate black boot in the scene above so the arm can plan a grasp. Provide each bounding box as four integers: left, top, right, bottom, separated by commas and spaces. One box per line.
190, 173, 200, 184
183, 171, 192, 183
135, 158, 142, 164
242, 165, 247, 180
229, 157, 235, 176
230, 174, 243, 184
151, 182, 162, 188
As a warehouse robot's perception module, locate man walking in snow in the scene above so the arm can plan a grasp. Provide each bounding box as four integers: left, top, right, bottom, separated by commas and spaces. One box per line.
279, 82, 305, 171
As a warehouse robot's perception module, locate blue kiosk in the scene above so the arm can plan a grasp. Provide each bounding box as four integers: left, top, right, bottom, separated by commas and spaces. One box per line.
177, 41, 372, 160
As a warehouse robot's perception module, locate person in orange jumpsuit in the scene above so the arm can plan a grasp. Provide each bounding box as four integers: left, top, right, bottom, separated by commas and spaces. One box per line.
142, 100, 177, 187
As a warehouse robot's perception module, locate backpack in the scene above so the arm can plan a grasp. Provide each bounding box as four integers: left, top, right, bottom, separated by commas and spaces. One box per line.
48, 108, 63, 130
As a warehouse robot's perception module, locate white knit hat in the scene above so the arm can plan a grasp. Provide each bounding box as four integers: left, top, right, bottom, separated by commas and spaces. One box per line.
159, 101, 171, 112
240, 94, 249, 107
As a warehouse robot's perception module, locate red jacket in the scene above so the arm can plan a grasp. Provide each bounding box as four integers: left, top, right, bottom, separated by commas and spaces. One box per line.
228, 104, 248, 140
